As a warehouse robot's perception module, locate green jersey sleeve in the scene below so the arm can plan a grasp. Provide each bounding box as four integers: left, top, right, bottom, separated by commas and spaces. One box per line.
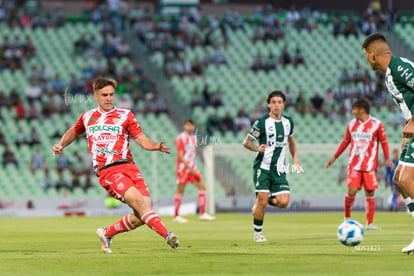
248, 119, 262, 140
393, 57, 414, 90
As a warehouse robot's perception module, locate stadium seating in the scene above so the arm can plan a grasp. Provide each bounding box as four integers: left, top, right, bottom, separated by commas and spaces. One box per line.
1, 15, 411, 202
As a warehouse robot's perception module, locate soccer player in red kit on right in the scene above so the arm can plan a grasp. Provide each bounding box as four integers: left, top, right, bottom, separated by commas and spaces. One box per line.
326, 99, 393, 230
173, 119, 215, 223
53, 78, 179, 253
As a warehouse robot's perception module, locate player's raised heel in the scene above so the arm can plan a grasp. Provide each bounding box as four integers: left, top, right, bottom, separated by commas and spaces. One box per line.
402, 239, 414, 254
254, 233, 268, 243
199, 213, 215, 221
166, 232, 180, 249
96, 227, 112, 254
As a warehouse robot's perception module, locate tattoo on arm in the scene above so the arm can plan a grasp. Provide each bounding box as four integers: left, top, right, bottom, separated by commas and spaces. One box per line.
243, 136, 258, 152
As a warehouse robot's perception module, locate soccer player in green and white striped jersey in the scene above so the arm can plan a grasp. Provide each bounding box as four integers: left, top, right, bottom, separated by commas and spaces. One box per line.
243, 91, 300, 242
362, 33, 414, 253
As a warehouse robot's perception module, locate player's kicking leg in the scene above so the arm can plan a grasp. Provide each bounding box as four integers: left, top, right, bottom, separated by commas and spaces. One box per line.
394, 164, 414, 254
173, 183, 188, 223
97, 186, 179, 253
253, 192, 269, 242
126, 187, 180, 249
194, 178, 215, 221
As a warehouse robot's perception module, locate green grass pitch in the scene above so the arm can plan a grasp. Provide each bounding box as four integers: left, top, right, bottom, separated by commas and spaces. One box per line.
1, 212, 414, 275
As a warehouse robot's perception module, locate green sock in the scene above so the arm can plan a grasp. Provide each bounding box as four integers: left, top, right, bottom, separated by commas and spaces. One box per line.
253, 218, 263, 233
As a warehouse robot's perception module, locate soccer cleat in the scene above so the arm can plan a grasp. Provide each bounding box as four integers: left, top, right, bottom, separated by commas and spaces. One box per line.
199, 213, 215, 221
173, 216, 188, 223
254, 232, 268, 243
96, 227, 112, 254
402, 239, 414, 254
166, 232, 180, 249
365, 224, 381, 231
344, 217, 351, 222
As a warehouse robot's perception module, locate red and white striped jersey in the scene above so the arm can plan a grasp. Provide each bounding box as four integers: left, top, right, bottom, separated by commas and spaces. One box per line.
176, 132, 197, 172
73, 107, 143, 172
334, 116, 389, 171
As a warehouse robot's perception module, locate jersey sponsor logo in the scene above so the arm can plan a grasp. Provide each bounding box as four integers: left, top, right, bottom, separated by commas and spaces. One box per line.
269, 141, 287, 147
268, 126, 274, 131
90, 134, 119, 144
351, 132, 372, 140
89, 117, 97, 123
95, 145, 119, 156
88, 124, 122, 135
398, 65, 413, 81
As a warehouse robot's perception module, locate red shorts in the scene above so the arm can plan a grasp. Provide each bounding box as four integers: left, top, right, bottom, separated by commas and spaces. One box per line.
99, 163, 150, 203
176, 169, 203, 185
347, 169, 378, 191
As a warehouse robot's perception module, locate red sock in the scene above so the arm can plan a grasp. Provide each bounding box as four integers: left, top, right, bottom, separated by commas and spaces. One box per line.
344, 194, 355, 218
174, 194, 182, 217
105, 214, 136, 238
198, 191, 206, 215
366, 197, 375, 225
142, 211, 168, 239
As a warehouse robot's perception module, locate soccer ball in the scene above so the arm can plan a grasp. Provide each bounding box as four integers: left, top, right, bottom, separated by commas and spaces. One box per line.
337, 220, 364, 246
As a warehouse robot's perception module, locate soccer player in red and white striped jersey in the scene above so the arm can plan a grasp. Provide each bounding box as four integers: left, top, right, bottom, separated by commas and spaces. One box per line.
327, 98, 393, 230
53, 78, 179, 253
173, 119, 215, 223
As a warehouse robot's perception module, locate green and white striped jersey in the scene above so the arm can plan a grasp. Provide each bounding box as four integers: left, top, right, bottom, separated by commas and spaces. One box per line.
248, 114, 294, 172
385, 56, 414, 121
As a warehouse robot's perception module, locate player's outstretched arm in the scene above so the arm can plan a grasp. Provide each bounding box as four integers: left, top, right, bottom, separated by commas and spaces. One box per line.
243, 135, 266, 152
53, 127, 79, 156
135, 134, 171, 154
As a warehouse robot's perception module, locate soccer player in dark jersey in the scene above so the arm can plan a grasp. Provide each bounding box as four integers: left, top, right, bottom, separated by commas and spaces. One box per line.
243, 91, 300, 242
362, 33, 414, 253
53, 78, 179, 253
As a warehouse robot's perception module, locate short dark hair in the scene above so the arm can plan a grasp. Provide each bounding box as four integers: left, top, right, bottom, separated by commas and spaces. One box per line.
266, 90, 286, 104
362, 33, 387, 49
352, 98, 370, 114
184, 118, 194, 125
93, 78, 117, 93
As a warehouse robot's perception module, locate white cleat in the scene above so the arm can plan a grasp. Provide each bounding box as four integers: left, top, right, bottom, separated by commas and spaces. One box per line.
402, 239, 414, 254
173, 216, 188, 223
344, 217, 351, 222
199, 213, 215, 221
254, 232, 268, 243
365, 224, 381, 231
96, 227, 112, 254
166, 232, 180, 249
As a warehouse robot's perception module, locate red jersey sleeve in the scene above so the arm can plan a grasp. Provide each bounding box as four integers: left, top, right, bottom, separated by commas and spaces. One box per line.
73, 112, 86, 135
128, 111, 143, 139
378, 122, 390, 160
334, 122, 352, 158
176, 136, 184, 153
